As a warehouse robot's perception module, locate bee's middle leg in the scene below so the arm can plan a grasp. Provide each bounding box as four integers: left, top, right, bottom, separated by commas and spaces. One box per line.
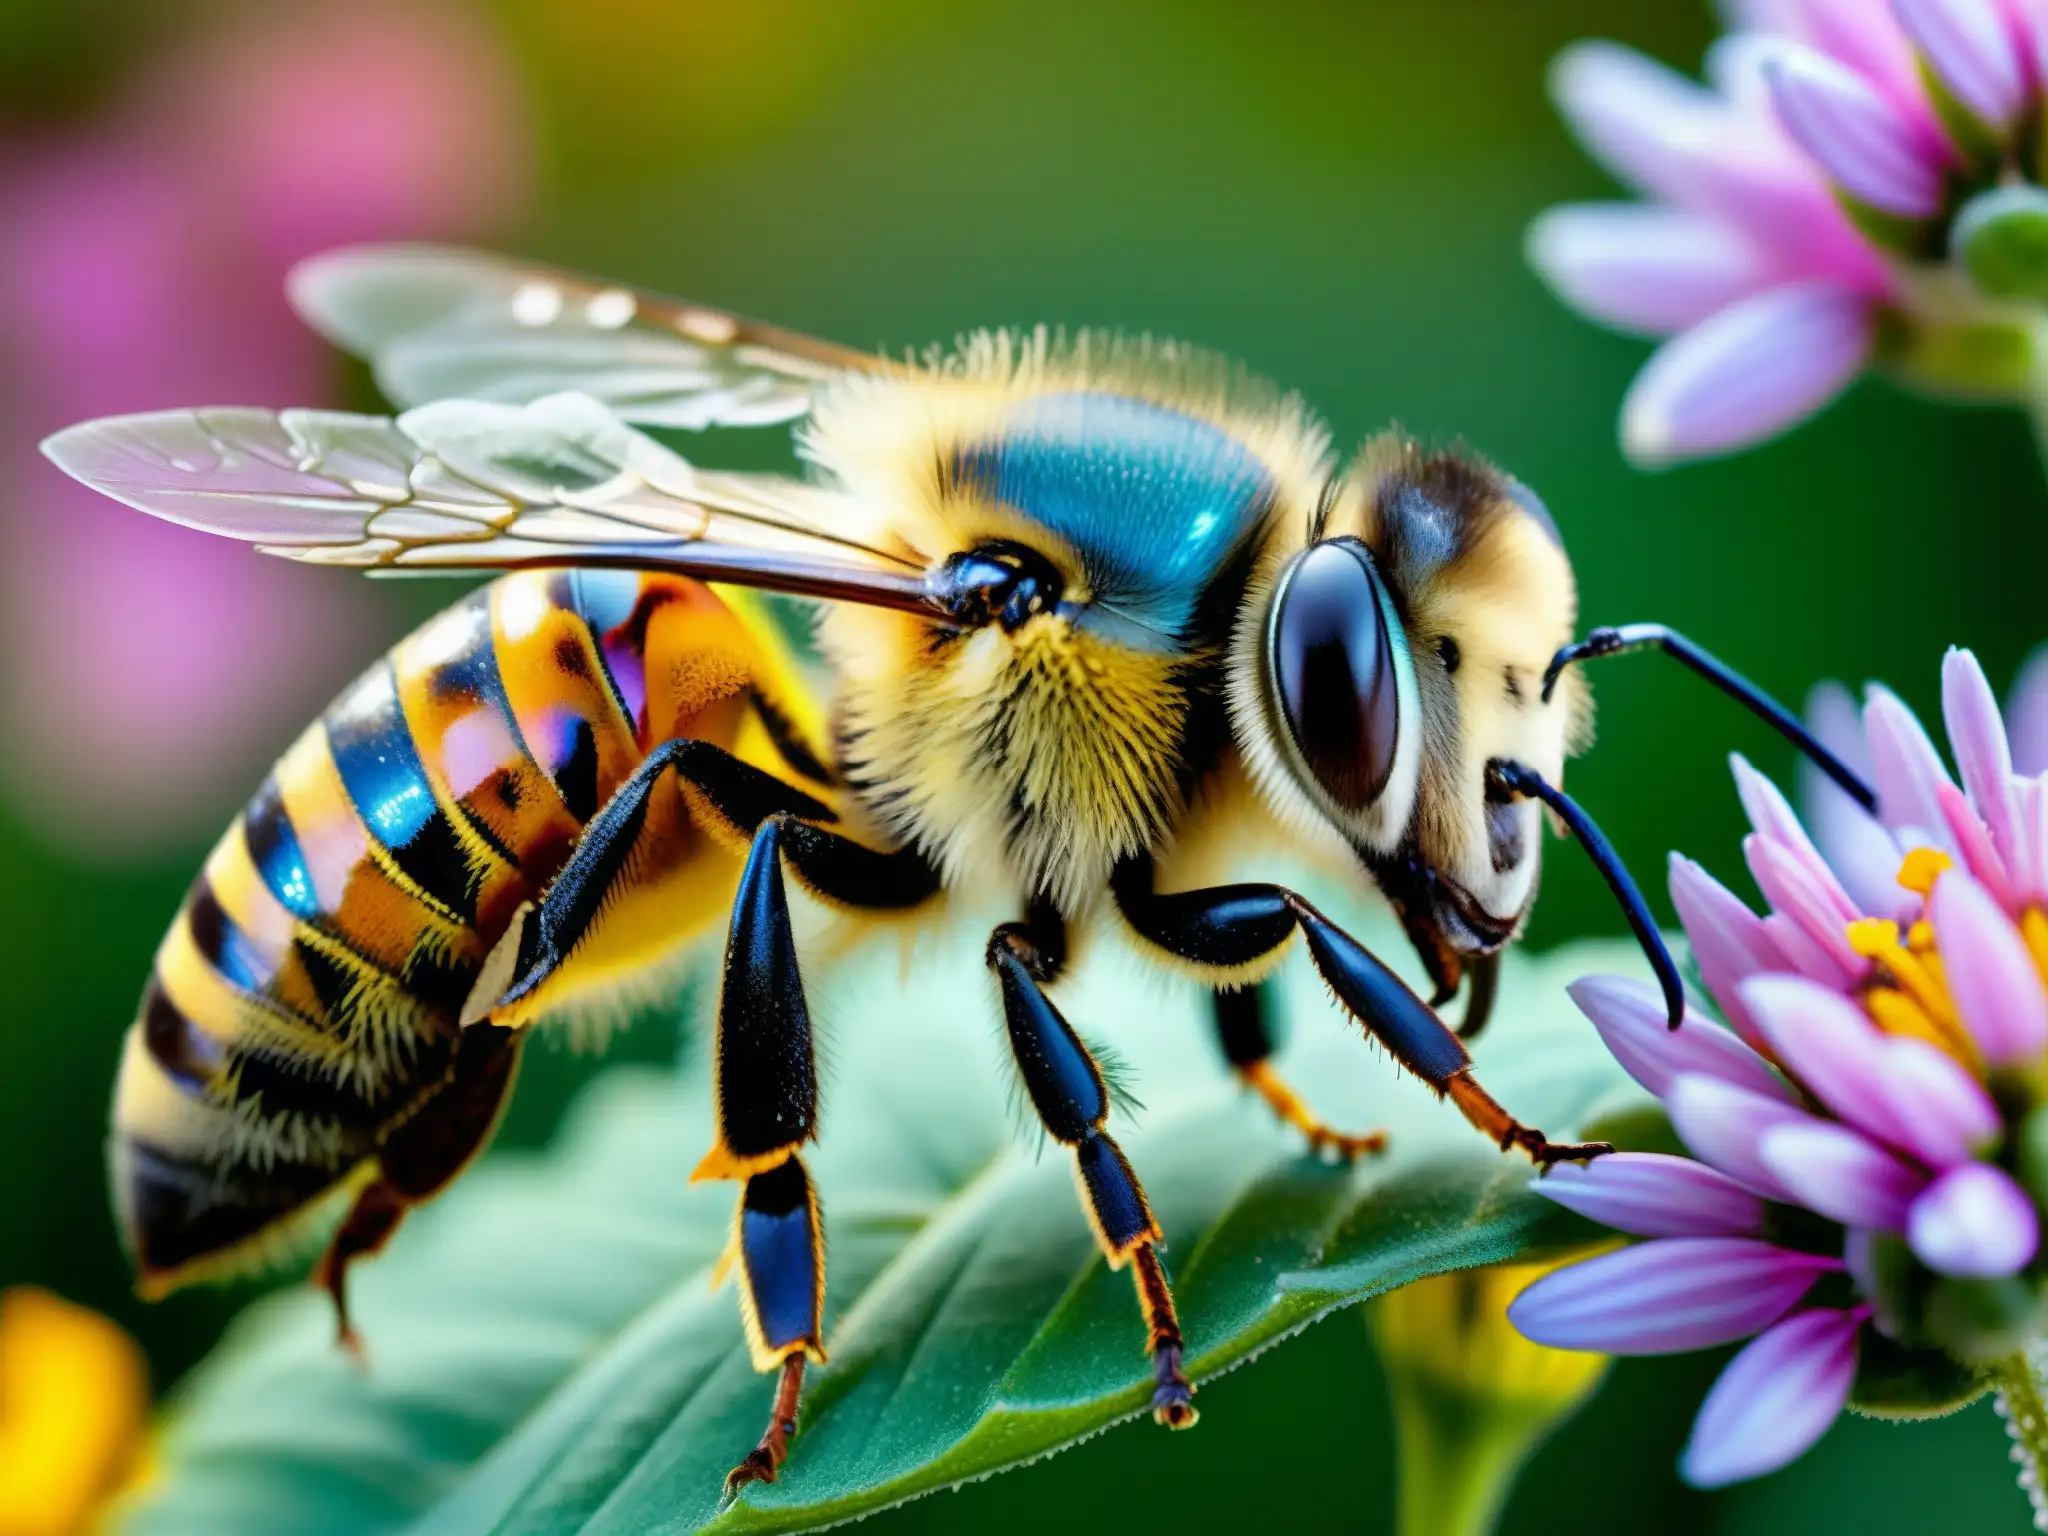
1210, 983, 1387, 1160
986, 915, 1197, 1429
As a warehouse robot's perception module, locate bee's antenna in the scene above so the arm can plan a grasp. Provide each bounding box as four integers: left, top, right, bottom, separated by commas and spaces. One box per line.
1488, 759, 1687, 1031
1542, 624, 1878, 814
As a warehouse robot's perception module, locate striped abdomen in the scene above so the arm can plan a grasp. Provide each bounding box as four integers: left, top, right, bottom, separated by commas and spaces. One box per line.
112, 569, 830, 1292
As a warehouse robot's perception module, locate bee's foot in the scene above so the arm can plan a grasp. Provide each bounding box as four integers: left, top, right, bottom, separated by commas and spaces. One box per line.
1240, 1063, 1387, 1164
721, 1354, 804, 1506
1525, 1136, 1613, 1168
722, 1442, 783, 1503
1150, 1342, 1198, 1429
1304, 1124, 1390, 1163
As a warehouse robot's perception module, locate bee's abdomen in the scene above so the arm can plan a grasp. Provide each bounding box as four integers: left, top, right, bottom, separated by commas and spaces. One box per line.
111, 569, 681, 1288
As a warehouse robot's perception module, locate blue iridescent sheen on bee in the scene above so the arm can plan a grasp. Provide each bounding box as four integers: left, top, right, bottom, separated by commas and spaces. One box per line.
953, 391, 1275, 644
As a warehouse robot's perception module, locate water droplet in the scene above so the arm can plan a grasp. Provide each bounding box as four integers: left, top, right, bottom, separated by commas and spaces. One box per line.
585, 288, 635, 329
511, 282, 563, 327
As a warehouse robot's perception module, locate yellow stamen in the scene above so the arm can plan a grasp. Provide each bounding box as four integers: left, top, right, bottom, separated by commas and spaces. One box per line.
1865, 988, 1962, 1055
1845, 917, 1901, 958
2022, 908, 2048, 999
1845, 915, 1975, 1062
1897, 847, 1954, 898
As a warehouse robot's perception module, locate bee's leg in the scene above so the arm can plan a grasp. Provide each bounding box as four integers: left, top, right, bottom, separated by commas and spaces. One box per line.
1112, 857, 1609, 1167
1210, 984, 1387, 1160
681, 814, 828, 1498
697, 813, 934, 1499
314, 1023, 524, 1353
314, 1179, 405, 1356
472, 739, 933, 1022
986, 919, 1198, 1429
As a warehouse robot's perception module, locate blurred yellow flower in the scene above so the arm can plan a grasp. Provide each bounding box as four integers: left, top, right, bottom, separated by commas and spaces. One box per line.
0, 1288, 148, 1536
1368, 1252, 1612, 1536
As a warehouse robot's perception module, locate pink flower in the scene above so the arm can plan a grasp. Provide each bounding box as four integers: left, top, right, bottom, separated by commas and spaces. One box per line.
0, 0, 529, 855
1534, 1, 2048, 467
1518, 645, 2048, 1491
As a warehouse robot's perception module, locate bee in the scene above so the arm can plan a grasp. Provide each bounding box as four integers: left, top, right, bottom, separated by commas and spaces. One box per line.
44, 246, 1875, 1496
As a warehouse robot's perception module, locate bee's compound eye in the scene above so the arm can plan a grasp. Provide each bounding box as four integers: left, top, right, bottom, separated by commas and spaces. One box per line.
1271, 539, 1400, 810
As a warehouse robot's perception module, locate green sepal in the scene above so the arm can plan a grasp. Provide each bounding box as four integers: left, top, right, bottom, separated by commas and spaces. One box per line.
1952, 186, 2048, 304
1917, 58, 2007, 180
2016, 1103, 2048, 1209
1926, 1274, 2048, 1363
1875, 305, 2034, 398
1848, 1330, 1986, 1420
1837, 187, 1943, 261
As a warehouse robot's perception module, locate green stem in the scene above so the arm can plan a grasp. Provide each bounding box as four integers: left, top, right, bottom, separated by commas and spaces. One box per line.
1986, 1346, 2048, 1531
1389, 1376, 1548, 1536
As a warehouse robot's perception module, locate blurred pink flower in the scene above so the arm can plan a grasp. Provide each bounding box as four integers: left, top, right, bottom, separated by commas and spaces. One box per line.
1532, 0, 2048, 467
0, 0, 529, 856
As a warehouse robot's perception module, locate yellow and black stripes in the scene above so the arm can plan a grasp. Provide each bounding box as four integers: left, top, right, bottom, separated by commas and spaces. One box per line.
112, 570, 831, 1295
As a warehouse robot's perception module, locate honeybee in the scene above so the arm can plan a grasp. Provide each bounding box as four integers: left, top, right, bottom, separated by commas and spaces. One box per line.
44, 246, 1874, 1496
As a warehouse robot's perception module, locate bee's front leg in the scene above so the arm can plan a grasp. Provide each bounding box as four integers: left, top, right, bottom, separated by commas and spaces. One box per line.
1111, 857, 1609, 1167
987, 917, 1197, 1429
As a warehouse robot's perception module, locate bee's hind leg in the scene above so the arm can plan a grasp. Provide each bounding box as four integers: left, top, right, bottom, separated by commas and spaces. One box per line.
314, 1023, 524, 1356
1211, 983, 1387, 1161
314, 1178, 405, 1357
987, 916, 1197, 1428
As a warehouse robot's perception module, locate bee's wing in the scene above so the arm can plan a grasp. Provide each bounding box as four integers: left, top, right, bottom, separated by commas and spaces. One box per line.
288, 245, 881, 429
41, 391, 934, 612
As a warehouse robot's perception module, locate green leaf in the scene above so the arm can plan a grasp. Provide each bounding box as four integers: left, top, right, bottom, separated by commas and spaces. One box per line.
118, 919, 1648, 1536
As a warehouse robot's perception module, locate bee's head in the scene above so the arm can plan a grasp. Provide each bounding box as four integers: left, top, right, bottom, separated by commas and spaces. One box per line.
1235, 434, 1588, 957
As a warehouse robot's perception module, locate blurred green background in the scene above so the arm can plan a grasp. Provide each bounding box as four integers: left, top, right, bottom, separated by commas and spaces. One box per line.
0, 0, 2036, 1529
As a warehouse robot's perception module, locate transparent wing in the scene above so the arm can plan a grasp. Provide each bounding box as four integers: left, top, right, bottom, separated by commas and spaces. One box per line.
288, 245, 881, 429
40, 392, 933, 612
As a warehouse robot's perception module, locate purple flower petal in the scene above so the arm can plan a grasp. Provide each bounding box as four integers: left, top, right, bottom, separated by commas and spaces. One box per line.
2013, 774, 2048, 910
1893, 0, 2030, 130
1533, 1152, 1770, 1237
1680, 1308, 1861, 1488
1864, 684, 1960, 852
1621, 281, 1874, 467
1568, 975, 1793, 1102
1930, 868, 2048, 1064
1939, 781, 2016, 906
1733, 755, 1863, 924
1745, 833, 1863, 983
1802, 682, 1915, 922
1944, 648, 2023, 878
1508, 1237, 1841, 1354
1743, 974, 1915, 1148
1876, 1035, 2003, 1167
1667, 1073, 1817, 1199
1764, 42, 1949, 217
1527, 203, 1775, 336
1669, 854, 1791, 1044
1550, 41, 1801, 215
1759, 1121, 1927, 1228
2005, 645, 2048, 777
1742, 972, 2000, 1166
1746, 0, 1944, 120
1908, 1164, 2040, 1277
